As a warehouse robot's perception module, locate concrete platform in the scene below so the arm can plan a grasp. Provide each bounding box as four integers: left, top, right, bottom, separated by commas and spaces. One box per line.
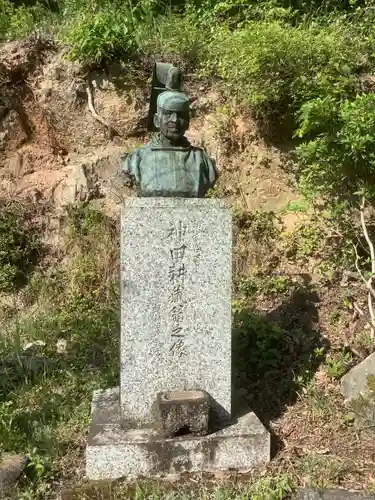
85, 388, 270, 480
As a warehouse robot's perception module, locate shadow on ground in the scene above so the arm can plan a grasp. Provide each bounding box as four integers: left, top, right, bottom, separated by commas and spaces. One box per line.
232, 274, 328, 434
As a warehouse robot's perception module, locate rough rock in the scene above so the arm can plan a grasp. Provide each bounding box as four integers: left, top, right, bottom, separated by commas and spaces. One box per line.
341, 352, 375, 402
0, 453, 28, 492
54, 165, 90, 205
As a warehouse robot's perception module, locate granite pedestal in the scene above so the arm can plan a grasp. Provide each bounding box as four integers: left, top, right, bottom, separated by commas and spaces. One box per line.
86, 198, 270, 479
86, 388, 270, 479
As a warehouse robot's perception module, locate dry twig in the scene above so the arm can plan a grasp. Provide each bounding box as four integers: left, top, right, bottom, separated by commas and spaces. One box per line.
86, 82, 118, 139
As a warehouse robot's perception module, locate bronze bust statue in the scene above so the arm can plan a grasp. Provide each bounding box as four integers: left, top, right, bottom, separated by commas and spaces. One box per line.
122, 88, 218, 198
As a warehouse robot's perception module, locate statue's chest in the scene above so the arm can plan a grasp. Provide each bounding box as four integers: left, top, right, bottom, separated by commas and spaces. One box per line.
139, 149, 200, 196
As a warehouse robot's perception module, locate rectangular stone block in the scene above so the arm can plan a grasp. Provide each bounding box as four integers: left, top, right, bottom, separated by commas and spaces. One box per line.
156, 390, 210, 437
120, 198, 232, 425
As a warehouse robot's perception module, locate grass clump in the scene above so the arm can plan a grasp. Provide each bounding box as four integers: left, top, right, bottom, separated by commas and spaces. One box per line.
62, 473, 294, 499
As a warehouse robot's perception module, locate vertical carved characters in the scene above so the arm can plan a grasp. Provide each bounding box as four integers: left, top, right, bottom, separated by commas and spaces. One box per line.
165, 221, 187, 357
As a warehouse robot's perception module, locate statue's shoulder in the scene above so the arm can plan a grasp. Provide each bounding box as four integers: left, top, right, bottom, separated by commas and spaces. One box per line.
124, 143, 151, 160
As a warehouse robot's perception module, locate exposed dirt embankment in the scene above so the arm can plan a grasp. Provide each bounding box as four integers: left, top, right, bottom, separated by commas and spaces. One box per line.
0, 36, 297, 219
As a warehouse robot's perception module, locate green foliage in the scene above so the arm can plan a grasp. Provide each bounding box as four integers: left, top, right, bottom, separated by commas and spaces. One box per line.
186, 0, 293, 27
61, 9, 138, 65
0, 200, 43, 291
233, 301, 289, 379
205, 19, 365, 123
283, 223, 325, 262
0, 0, 36, 40
249, 474, 294, 500
232, 296, 320, 414
328, 310, 340, 325
292, 454, 347, 488
0, 0, 57, 40
297, 93, 375, 205
325, 350, 352, 379
140, 13, 207, 67
235, 209, 280, 243
63, 473, 294, 499
300, 381, 336, 423
239, 274, 293, 298
283, 198, 310, 213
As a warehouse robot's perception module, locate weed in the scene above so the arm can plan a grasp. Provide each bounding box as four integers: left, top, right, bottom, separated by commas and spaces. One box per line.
296, 94, 375, 207
62, 474, 294, 499
299, 381, 336, 424
205, 18, 365, 128
234, 208, 281, 278
325, 350, 352, 379
234, 209, 280, 246
238, 274, 293, 299
283, 223, 325, 262
292, 454, 347, 488
232, 285, 323, 420
328, 310, 341, 325
61, 9, 137, 66
250, 474, 294, 500
140, 13, 208, 69
283, 199, 310, 214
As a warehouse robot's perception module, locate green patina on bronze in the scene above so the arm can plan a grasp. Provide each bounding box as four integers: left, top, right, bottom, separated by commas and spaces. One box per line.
123, 78, 218, 198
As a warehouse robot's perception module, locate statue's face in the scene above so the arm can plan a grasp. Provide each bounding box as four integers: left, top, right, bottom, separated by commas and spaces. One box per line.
154, 107, 189, 141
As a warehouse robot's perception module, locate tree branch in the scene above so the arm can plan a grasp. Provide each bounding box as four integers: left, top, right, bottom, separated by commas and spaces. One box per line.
353, 244, 375, 300
86, 82, 118, 139
349, 298, 375, 334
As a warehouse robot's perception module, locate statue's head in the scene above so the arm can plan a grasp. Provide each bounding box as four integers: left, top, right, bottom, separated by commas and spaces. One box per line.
154, 91, 190, 142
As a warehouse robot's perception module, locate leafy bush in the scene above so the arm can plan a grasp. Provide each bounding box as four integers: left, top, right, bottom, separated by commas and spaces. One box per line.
61, 9, 138, 65
205, 19, 366, 124
296, 93, 375, 205
0, 0, 36, 40
139, 13, 208, 68
0, 200, 43, 291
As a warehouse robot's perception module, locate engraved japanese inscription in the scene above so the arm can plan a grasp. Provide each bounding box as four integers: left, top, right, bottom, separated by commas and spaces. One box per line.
165, 220, 188, 357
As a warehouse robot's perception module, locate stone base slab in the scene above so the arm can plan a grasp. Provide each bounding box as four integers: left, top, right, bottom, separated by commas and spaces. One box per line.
85, 388, 270, 480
